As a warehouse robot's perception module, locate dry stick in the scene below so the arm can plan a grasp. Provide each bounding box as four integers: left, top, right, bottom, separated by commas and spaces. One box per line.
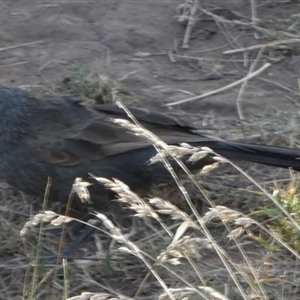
213, 17, 244, 66
182, 0, 199, 49
37, 59, 67, 75
165, 62, 271, 107
243, 51, 249, 68
236, 46, 266, 120
250, 0, 257, 27
223, 38, 300, 55
0, 61, 28, 68
0, 40, 43, 52
215, 19, 242, 50
257, 76, 300, 95
199, 6, 300, 39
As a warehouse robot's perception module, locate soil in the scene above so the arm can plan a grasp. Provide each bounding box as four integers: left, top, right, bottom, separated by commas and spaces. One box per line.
1, 1, 300, 119
1, 1, 300, 299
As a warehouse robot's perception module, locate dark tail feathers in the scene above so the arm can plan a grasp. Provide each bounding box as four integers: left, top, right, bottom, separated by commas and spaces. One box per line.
193, 140, 300, 171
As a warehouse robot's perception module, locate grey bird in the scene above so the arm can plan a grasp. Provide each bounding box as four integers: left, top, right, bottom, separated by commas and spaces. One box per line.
1, 86, 300, 213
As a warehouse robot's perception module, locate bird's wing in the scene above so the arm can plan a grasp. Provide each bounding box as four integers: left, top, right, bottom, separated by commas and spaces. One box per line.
27, 98, 204, 167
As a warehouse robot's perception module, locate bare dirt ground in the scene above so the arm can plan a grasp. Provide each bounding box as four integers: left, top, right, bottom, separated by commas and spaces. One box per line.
1, 1, 300, 299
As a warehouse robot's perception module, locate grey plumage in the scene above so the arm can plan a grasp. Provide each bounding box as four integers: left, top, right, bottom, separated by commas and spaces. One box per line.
1, 86, 300, 211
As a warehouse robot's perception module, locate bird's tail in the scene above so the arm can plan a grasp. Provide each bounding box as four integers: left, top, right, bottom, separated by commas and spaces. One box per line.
192, 139, 300, 171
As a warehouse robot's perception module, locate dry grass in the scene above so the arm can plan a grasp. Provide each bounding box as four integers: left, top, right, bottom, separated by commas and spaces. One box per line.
2, 1, 300, 299
1, 107, 299, 299
59, 65, 136, 105
2, 81, 300, 299
2, 61, 300, 300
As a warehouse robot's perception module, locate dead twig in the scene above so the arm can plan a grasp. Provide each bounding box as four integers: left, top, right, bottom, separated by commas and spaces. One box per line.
0, 40, 43, 52
250, 0, 258, 27
223, 38, 300, 55
182, 0, 199, 49
0, 61, 28, 68
236, 46, 266, 120
165, 62, 271, 107
199, 6, 300, 39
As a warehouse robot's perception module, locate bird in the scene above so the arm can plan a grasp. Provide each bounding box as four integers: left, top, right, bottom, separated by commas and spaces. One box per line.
1, 86, 300, 213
